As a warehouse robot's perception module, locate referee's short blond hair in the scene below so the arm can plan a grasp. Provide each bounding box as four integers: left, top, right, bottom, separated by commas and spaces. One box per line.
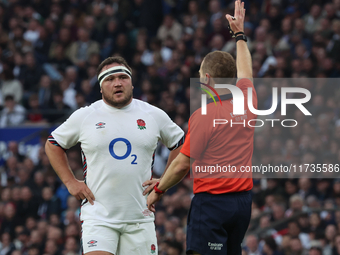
201, 51, 236, 78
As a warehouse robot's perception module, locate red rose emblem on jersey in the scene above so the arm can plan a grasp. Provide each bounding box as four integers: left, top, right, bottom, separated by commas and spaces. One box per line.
137, 119, 146, 130
151, 244, 156, 253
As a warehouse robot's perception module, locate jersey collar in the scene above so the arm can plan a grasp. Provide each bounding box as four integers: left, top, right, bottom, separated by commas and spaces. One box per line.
207, 93, 233, 104
101, 99, 134, 112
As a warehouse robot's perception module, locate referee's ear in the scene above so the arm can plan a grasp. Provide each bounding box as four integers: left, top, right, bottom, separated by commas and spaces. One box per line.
205, 73, 211, 83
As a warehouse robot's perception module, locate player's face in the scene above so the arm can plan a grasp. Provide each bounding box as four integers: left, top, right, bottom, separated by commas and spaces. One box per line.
100, 63, 134, 108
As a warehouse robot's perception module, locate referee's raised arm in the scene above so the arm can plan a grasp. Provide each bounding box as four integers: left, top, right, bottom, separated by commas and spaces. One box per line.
226, 0, 253, 82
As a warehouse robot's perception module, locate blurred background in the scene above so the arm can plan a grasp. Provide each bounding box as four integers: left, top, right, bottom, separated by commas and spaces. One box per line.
0, 0, 340, 254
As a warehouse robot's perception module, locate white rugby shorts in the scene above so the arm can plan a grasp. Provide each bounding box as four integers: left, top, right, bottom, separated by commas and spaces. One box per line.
82, 220, 158, 255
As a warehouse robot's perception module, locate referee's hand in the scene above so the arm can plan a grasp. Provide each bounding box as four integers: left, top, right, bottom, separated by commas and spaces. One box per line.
66, 179, 95, 205
226, 0, 245, 34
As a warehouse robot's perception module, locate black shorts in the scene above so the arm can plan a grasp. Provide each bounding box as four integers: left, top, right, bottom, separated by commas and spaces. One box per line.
186, 191, 252, 255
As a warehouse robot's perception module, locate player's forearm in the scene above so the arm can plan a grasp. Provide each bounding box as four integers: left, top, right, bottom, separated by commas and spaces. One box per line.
236, 40, 253, 80
158, 153, 190, 191
45, 141, 77, 187
161, 145, 183, 178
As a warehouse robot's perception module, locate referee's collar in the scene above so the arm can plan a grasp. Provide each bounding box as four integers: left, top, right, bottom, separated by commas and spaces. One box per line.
207, 93, 233, 104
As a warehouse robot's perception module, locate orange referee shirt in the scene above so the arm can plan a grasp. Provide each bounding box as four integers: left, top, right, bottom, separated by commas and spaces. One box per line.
181, 78, 257, 194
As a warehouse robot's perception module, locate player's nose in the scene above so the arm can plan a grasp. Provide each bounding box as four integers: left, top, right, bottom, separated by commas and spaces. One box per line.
113, 80, 122, 87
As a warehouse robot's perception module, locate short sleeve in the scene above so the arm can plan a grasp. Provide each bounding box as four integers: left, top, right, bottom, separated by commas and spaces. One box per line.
51, 108, 87, 149
180, 121, 190, 157
236, 78, 254, 92
154, 108, 185, 150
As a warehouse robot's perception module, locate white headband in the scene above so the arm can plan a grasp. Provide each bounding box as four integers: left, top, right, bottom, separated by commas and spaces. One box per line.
98, 66, 132, 87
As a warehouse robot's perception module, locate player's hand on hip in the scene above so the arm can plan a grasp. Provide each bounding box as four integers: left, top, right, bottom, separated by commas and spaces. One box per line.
66, 179, 95, 205
226, 0, 245, 33
147, 190, 162, 213
142, 178, 160, 196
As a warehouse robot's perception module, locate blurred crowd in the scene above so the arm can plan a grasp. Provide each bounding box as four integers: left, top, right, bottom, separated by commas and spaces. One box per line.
1, 0, 340, 254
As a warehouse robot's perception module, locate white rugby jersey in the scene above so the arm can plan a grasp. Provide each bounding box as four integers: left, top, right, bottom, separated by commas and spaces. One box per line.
51, 99, 184, 223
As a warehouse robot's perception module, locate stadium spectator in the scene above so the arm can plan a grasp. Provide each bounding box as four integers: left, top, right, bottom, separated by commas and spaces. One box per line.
272, 203, 287, 222
157, 14, 183, 42
49, 45, 73, 74
19, 52, 45, 99
303, 5, 323, 34
2, 141, 25, 163
44, 239, 59, 255
0, 63, 23, 107
67, 27, 99, 68
25, 94, 46, 124
0, 95, 26, 128
111, 33, 133, 62
263, 237, 282, 255
37, 187, 61, 221
309, 246, 322, 255
0, 203, 20, 238
27, 244, 40, 255
0, 232, 16, 255
289, 237, 307, 255
23, 19, 40, 45
16, 186, 39, 225
246, 235, 261, 255
287, 221, 310, 249
62, 236, 79, 255
36, 75, 53, 109
45, 90, 71, 123
60, 67, 78, 110
49, 28, 72, 60
34, 27, 52, 63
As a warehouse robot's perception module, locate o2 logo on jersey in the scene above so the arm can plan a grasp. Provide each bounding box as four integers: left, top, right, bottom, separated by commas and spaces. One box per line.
109, 138, 137, 164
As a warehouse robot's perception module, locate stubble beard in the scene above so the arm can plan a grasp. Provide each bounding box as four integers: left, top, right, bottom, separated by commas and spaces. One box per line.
102, 88, 133, 108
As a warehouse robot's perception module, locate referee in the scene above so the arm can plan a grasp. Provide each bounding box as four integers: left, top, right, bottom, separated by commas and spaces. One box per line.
147, 0, 256, 254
